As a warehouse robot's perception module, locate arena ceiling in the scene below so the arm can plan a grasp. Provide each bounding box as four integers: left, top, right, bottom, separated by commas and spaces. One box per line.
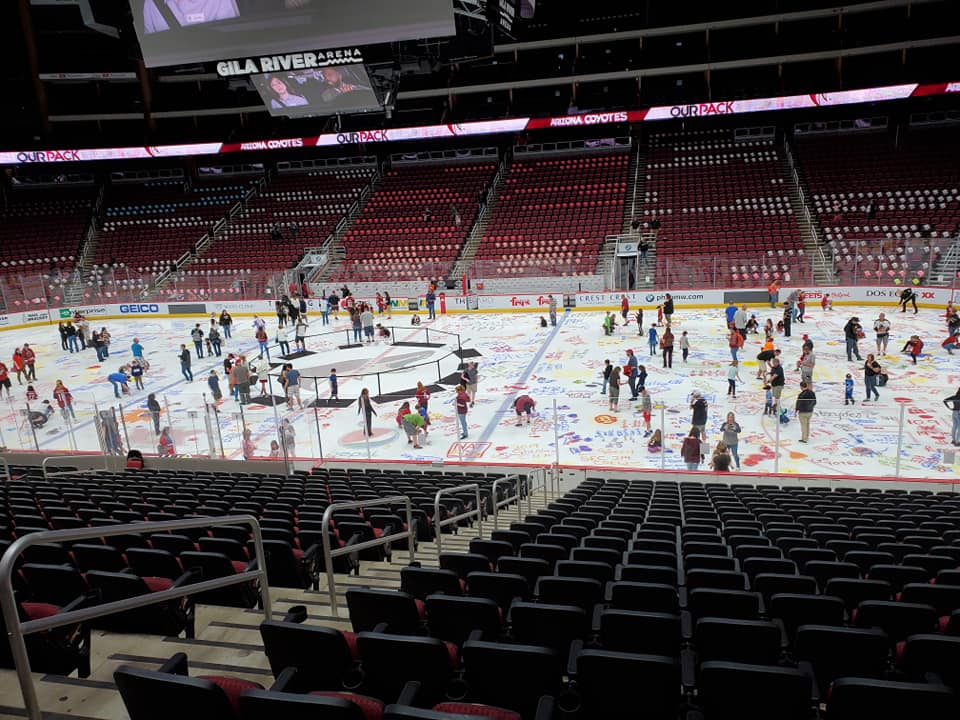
1, 0, 958, 149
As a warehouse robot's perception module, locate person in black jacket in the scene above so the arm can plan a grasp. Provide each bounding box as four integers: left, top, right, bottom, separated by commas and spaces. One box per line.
663, 294, 675, 324
795, 381, 817, 443
843, 317, 864, 362
690, 391, 708, 443
179, 344, 193, 382
898, 287, 918, 314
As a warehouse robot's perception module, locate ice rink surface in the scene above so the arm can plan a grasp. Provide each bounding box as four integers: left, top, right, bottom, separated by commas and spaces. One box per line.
1, 302, 957, 480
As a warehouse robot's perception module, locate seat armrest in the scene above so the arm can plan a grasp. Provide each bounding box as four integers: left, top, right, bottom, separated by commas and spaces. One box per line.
680, 610, 694, 640
397, 680, 421, 706
171, 569, 203, 589
373, 622, 389, 633
796, 660, 820, 705
468, 629, 484, 643
591, 604, 605, 633
159, 652, 189, 675
270, 666, 298, 692
566, 639, 584, 678
534, 694, 556, 720
680, 648, 697, 691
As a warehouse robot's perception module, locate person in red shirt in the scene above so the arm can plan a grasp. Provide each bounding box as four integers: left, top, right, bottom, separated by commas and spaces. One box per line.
513, 395, 536, 426
415, 381, 431, 411
455, 384, 470, 439
11, 348, 26, 385
21, 344, 37, 381
53, 380, 75, 420
0, 361, 10, 398
767, 279, 781, 308
620, 295, 630, 322
728, 328, 744, 361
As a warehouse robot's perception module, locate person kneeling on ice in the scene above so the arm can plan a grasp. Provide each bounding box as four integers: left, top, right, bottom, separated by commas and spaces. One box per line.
513, 394, 536, 426
647, 429, 662, 452
411, 314, 422, 326
30, 400, 55, 429
401, 409, 426, 449
376, 324, 391, 340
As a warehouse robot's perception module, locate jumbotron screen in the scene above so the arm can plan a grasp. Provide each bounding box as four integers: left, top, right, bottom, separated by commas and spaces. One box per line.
252, 64, 381, 117
131, 0, 456, 68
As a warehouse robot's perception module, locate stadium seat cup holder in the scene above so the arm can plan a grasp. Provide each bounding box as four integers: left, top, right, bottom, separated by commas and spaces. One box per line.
557, 691, 581, 714
445, 677, 468, 702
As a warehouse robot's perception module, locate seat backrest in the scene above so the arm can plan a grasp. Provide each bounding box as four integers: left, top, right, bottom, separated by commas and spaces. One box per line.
424, 594, 501, 646
610, 582, 679, 614
575, 649, 680, 719
900, 634, 960, 690
794, 625, 889, 693
899, 583, 960, 617
770, 593, 845, 639
496, 557, 551, 591
854, 600, 939, 643
259, 621, 354, 691
345, 588, 422, 634
465, 572, 528, 610
754, 574, 817, 604
114, 665, 236, 720
599, 610, 681, 657
688, 589, 761, 621
126, 548, 184, 581
356, 632, 454, 705
695, 618, 782, 665
509, 601, 588, 654
555, 560, 613, 584
22, 563, 87, 607
461, 640, 561, 718
535, 576, 602, 612
400, 566, 462, 600
828, 678, 958, 720
697, 661, 813, 720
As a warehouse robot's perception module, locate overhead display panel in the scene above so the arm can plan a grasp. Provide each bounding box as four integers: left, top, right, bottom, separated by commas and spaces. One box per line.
251, 64, 381, 117
131, 0, 456, 68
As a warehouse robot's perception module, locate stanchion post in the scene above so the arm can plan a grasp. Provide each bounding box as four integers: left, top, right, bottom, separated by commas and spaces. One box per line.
25, 402, 40, 451
117, 404, 130, 453
552, 399, 561, 469
895, 400, 907, 478
425, 327, 430, 345
659, 404, 666, 470
268, 373, 288, 469
774, 398, 781, 474
313, 377, 324, 462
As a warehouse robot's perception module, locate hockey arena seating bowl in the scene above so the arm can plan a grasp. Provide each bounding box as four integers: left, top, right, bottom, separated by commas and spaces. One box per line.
3, 461, 960, 719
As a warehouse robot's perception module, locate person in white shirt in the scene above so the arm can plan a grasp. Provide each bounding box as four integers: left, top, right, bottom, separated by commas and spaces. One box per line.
873, 313, 891, 355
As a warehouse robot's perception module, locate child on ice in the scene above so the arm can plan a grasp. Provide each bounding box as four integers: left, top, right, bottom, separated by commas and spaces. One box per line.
844, 374, 855, 405
639, 387, 653, 435
680, 331, 690, 362
648, 326, 659, 356
763, 385, 775, 415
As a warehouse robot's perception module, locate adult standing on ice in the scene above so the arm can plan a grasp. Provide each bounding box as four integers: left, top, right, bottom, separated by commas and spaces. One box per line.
663, 294, 675, 325
455, 384, 470, 438
179, 344, 193, 382
22, 344, 37, 381
191, 324, 205, 358
548, 294, 558, 326
219, 309, 233, 339
460, 362, 479, 407
358, 387, 377, 437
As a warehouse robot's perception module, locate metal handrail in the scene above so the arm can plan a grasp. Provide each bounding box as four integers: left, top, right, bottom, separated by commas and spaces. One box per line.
0, 458, 10, 485
526, 467, 552, 508
321, 495, 415, 615
491, 475, 522, 531
0, 514, 271, 720
434, 483, 483, 554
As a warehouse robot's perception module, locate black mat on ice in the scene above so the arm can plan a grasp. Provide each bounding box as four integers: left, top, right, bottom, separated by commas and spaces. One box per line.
373, 383, 446, 404
307, 397, 356, 409
454, 348, 483, 359
281, 350, 316, 360
439, 372, 464, 386
392, 341, 446, 348
337, 342, 365, 350
246, 394, 289, 407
